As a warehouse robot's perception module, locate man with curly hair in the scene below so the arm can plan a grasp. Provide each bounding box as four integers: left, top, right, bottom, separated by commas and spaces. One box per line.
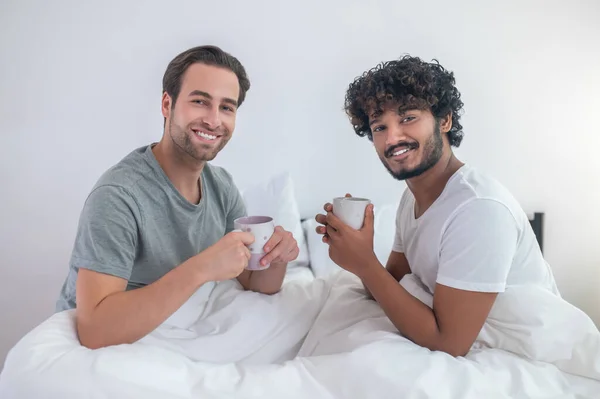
315, 55, 559, 357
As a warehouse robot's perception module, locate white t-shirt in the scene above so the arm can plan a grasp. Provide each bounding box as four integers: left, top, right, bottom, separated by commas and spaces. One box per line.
393, 165, 559, 295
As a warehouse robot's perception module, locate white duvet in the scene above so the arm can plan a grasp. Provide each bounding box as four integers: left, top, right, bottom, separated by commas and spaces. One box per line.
1, 270, 599, 399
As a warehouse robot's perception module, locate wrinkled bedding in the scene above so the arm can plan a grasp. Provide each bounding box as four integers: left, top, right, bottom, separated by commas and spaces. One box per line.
1, 270, 599, 398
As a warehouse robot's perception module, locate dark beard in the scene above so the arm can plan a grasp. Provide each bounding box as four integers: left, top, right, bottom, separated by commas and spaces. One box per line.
381, 120, 443, 181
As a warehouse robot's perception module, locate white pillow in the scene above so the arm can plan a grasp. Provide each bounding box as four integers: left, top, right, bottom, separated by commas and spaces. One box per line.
241, 172, 310, 270
302, 218, 336, 278
302, 200, 400, 277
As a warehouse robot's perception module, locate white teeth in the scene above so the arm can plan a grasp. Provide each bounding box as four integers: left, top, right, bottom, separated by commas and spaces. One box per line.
196, 131, 217, 140
393, 148, 410, 156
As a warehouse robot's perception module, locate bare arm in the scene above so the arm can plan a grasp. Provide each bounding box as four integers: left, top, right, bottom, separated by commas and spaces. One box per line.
236, 226, 299, 295
360, 261, 497, 357
236, 262, 288, 295
76, 258, 207, 349
76, 231, 254, 349
363, 251, 411, 299
319, 202, 501, 357
360, 200, 518, 356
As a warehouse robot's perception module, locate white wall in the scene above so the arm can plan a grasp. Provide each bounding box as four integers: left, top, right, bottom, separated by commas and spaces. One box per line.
1, 0, 599, 368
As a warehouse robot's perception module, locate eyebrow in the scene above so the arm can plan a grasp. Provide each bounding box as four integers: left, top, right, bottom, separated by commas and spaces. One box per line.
369, 108, 418, 126
369, 117, 381, 127
188, 90, 238, 107
368, 110, 383, 126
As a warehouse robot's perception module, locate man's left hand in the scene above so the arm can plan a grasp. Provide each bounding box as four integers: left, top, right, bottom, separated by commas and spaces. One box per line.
260, 226, 299, 267
315, 203, 379, 277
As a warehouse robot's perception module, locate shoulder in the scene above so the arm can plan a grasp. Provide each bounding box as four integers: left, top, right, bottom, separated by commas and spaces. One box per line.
451, 166, 516, 202
443, 165, 523, 220
447, 197, 518, 232
441, 168, 522, 248
434, 165, 531, 244
93, 146, 151, 195
82, 184, 142, 227
83, 146, 152, 219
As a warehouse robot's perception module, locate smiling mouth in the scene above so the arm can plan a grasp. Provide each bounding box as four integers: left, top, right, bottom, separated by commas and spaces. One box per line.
392, 148, 411, 156
386, 146, 417, 160
192, 129, 220, 141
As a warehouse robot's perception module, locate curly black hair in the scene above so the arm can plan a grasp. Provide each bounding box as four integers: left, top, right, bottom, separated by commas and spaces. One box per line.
344, 55, 464, 147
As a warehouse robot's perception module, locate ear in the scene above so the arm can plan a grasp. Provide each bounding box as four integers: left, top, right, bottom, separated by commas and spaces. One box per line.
440, 111, 453, 134
161, 92, 172, 119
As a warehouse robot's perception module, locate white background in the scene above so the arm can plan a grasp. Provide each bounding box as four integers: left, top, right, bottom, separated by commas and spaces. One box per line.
1, 0, 599, 368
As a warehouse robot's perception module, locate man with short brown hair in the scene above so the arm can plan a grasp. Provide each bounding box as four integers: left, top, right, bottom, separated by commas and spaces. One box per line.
56, 45, 299, 349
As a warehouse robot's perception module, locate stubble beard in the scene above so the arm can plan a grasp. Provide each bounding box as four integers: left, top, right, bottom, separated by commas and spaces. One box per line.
167, 117, 228, 163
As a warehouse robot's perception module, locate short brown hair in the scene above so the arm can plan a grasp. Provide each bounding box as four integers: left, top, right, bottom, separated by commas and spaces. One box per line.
162, 45, 251, 107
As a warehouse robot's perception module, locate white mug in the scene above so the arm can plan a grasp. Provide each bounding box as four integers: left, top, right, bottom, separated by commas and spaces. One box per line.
332, 197, 371, 230
233, 216, 275, 270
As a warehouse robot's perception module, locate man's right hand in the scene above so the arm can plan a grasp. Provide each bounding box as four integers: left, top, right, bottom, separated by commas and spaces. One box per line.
75, 230, 256, 350
195, 231, 255, 282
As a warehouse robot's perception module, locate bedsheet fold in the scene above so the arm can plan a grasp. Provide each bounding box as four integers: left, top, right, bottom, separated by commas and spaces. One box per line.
1, 271, 599, 399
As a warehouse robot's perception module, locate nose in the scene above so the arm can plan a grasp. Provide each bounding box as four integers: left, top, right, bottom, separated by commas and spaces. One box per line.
384, 124, 406, 147
201, 105, 221, 130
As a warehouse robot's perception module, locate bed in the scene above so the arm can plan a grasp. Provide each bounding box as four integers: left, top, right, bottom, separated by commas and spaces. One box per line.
1, 260, 599, 398
1, 176, 599, 398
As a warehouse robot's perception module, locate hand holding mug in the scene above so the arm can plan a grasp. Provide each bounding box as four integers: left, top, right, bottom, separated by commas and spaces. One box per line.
315, 194, 378, 277
234, 216, 299, 270
259, 226, 299, 267
196, 230, 254, 281
315, 194, 371, 240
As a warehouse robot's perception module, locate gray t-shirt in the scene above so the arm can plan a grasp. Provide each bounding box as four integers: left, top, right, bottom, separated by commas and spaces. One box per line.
56, 144, 247, 312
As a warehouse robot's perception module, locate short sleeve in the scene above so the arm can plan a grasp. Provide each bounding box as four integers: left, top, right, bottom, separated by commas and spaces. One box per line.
226, 183, 247, 234
70, 185, 140, 280
436, 199, 518, 293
